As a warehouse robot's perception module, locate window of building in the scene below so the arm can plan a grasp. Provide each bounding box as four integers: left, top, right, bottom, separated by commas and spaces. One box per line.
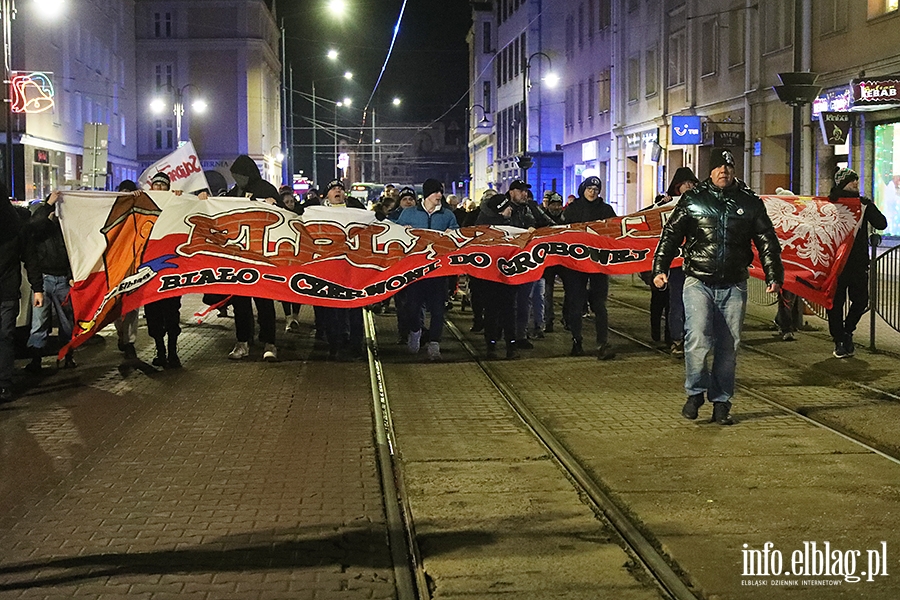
154, 63, 173, 91
628, 55, 640, 102
598, 0, 611, 30
588, 0, 595, 39
728, 8, 746, 67
868, 0, 899, 19
578, 81, 585, 123
700, 18, 718, 76
566, 15, 575, 59
598, 69, 611, 113
667, 29, 685, 87
483, 22, 492, 53
578, 3, 585, 49
820, 0, 849, 34
520, 33, 526, 70
154, 12, 172, 38
483, 81, 492, 113
587, 76, 595, 118
764, 0, 793, 52
514, 37, 520, 77
565, 86, 574, 128
645, 46, 658, 96
155, 118, 174, 150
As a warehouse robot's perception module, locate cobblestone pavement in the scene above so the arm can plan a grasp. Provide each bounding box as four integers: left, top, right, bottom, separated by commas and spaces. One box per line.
0, 300, 393, 599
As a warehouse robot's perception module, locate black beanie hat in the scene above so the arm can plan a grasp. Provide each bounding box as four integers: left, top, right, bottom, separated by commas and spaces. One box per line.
324, 179, 344, 194
398, 186, 417, 202
709, 148, 736, 172
422, 178, 444, 198
150, 171, 171, 188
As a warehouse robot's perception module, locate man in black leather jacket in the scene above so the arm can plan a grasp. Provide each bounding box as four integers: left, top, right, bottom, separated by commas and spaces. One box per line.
652, 148, 783, 425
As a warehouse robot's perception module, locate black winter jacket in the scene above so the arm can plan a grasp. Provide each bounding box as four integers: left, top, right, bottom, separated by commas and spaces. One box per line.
509, 198, 555, 229
227, 155, 280, 201
563, 179, 617, 224
25, 203, 72, 291
0, 201, 30, 301
653, 178, 784, 286
828, 188, 887, 273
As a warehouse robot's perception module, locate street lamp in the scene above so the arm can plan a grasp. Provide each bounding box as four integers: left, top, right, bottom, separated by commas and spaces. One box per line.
150, 83, 206, 146
470, 103, 490, 128
520, 51, 557, 183
311, 69, 352, 186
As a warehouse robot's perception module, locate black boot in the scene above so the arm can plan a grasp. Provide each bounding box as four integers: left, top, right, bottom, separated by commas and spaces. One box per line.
506, 341, 520, 360
569, 338, 584, 356
25, 347, 42, 373
166, 335, 181, 368
486, 340, 498, 360
63, 351, 77, 369
711, 401, 734, 425
682, 393, 705, 420
152, 337, 167, 367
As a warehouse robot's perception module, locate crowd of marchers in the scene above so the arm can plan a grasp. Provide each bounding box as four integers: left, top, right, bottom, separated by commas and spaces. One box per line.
0, 149, 886, 426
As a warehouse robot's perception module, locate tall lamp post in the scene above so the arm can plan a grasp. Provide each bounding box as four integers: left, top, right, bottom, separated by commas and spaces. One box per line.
519, 51, 558, 184
468, 104, 490, 198
150, 83, 207, 146
311, 66, 352, 186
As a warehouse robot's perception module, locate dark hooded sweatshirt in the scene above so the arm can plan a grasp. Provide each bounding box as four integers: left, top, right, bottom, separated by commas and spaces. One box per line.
227, 155, 280, 201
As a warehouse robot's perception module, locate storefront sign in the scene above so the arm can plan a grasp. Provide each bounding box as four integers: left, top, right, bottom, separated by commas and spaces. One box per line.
851, 76, 900, 110
713, 131, 745, 147
812, 86, 852, 117
671, 116, 702, 145
626, 133, 642, 150
34, 149, 50, 164
818, 112, 851, 145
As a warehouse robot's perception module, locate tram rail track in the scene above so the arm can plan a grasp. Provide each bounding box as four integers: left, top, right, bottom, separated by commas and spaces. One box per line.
607, 294, 900, 465
438, 318, 698, 600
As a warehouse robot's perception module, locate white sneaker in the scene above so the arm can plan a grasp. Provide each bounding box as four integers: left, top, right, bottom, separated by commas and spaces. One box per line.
426, 341, 441, 361
285, 317, 300, 333
407, 330, 422, 354
228, 342, 249, 360
263, 343, 278, 362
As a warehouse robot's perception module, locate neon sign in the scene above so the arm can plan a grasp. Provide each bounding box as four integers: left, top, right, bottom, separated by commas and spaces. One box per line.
10, 71, 55, 114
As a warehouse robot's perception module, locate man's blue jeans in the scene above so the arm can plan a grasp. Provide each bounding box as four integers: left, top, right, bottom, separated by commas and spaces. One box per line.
683, 276, 747, 404
28, 274, 73, 350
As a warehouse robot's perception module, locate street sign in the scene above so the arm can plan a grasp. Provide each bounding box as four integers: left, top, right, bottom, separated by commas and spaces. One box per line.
818, 112, 851, 145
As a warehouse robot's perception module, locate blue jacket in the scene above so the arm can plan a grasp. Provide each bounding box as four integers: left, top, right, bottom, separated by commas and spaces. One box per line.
397, 203, 459, 231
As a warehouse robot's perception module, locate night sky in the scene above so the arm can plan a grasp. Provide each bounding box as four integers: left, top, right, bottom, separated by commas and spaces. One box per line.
280, 0, 472, 182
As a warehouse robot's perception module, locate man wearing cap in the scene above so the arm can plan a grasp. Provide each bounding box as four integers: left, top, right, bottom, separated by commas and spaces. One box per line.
397, 178, 459, 361
826, 167, 887, 358
561, 175, 618, 360
653, 148, 783, 425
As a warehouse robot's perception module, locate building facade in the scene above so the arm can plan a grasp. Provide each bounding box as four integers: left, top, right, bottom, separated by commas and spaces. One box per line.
135, 0, 282, 191
468, 0, 900, 223
7, 0, 138, 200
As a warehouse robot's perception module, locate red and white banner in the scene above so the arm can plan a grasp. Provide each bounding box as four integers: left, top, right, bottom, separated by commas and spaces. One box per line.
55, 191, 863, 354
137, 140, 210, 193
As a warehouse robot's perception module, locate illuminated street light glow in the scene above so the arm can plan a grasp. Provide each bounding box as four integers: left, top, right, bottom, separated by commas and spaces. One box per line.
327, 49, 339, 60
191, 99, 208, 113
149, 98, 166, 114
35, 0, 65, 18
392, 97, 402, 106
343, 71, 353, 80
342, 97, 352, 106
327, 0, 346, 17
543, 72, 560, 88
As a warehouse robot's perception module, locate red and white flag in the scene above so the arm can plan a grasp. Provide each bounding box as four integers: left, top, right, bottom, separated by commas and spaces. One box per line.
137, 140, 210, 193
54, 191, 863, 355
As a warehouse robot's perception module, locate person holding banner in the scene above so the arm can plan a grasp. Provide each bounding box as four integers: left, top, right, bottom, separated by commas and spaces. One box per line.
397, 178, 459, 361
827, 168, 887, 359
0, 184, 30, 402
562, 175, 617, 360
144, 172, 184, 368
226, 155, 280, 361
653, 148, 783, 425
